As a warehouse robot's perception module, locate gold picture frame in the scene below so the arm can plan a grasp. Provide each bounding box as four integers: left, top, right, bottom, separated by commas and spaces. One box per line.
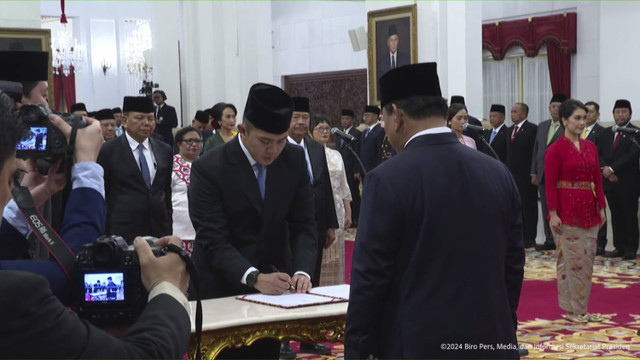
367, 4, 418, 105
0, 27, 54, 105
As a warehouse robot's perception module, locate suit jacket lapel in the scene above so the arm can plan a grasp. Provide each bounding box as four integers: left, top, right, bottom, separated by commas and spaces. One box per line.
227, 138, 263, 214
120, 135, 148, 188
305, 135, 322, 185
149, 138, 166, 189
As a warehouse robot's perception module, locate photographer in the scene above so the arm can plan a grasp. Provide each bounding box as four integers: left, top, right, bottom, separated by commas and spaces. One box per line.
0, 90, 191, 358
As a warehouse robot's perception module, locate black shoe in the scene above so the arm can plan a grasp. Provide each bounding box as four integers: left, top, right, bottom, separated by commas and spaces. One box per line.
622, 252, 636, 260
279, 342, 297, 359
604, 249, 624, 258
596, 247, 605, 256
536, 243, 556, 251
299, 343, 331, 356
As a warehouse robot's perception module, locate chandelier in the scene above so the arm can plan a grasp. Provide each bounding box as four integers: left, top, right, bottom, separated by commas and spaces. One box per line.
125, 20, 153, 80
52, 23, 85, 77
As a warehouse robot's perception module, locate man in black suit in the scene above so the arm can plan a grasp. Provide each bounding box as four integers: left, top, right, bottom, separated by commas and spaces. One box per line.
346, 63, 524, 359
484, 104, 509, 163
98, 96, 173, 243
356, 105, 385, 181
584, 101, 608, 255
192, 110, 213, 144
0, 89, 190, 359
532, 94, 567, 251
152, 90, 179, 147
597, 99, 640, 260
188, 83, 317, 359
338, 109, 362, 227
378, 24, 410, 80
281, 97, 338, 357
506, 102, 539, 249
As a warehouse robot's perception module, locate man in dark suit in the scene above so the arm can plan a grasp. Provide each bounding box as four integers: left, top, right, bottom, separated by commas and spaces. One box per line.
192, 110, 213, 144
98, 96, 173, 243
282, 97, 338, 357
338, 109, 362, 227
188, 83, 317, 359
152, 90, 179, 147
378, 24, 410, 79
506, 102, 539, 249
346, 63, 524, 359
584, 101, 608, 255
597, 99, 640, 260
356, 105, 385, 181
0, 90, 190, 358
112, 107, 124, 136
531, 94, 567, 251
484, 104, 509, 163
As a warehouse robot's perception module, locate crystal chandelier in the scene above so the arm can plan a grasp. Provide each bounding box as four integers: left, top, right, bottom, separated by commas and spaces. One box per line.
52, 23, 86, 77
125, 20, 153, 80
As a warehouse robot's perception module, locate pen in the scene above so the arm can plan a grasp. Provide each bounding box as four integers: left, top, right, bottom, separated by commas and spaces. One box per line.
270, 265, 296, 291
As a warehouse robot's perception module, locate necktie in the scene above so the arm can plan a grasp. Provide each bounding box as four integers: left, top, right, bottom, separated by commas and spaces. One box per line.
489, 130, 497, 144
391, 55, 396, 69
613, 132, 621, 150
582, 128, 588, 139
298, 143, 314, 185
511, 125, 519, 143
364, 128, 370, 140
137, 144, 151, 188
254, 163, 265, 199
547, 121, 559, 145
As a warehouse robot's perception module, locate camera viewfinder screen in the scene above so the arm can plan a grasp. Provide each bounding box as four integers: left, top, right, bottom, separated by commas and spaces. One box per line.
16, 126, 47, 151
84, 273, 125, 302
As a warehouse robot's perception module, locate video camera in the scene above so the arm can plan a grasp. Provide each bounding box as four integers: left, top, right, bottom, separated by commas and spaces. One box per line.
139, 80, 159, 97
15, 104, 86, 159
75, 235, 166, 325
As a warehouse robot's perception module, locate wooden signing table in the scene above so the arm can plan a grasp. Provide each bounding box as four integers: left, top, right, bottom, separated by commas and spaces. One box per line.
188, 286, 349, 359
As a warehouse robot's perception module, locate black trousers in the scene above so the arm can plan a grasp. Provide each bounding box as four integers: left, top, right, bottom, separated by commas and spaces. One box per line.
606, 189, 639, 254
518, 181, 539, 248
538, 181, 554, 245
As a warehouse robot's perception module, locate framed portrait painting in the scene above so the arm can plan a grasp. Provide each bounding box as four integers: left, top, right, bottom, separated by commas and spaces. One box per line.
367, 5, 418, 105
0, 28, 54, 104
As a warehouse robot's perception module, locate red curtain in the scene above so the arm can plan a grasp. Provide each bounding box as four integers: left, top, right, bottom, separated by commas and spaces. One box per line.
482, 13, 576, 98
52, 66, 76, 113
546, 41, 571, 98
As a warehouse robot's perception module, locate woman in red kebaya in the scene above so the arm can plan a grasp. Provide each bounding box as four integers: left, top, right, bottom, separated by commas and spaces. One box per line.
545, 99, 606, 323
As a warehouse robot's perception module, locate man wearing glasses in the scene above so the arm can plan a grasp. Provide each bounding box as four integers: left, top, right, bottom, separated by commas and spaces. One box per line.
97, 96, 173, 243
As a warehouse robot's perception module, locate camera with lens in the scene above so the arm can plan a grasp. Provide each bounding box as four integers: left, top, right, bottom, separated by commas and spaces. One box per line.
139, 80, 159, 97
15, 104, 86, 159
75, 235, 166, 325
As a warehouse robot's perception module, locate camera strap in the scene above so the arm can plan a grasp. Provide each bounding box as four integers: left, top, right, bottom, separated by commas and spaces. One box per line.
11, 185, 76, 281
165, 243, 202, 360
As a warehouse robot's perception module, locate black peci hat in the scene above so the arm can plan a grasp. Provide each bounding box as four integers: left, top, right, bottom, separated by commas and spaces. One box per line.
94, 109, 115, 121
450, 96, 465, 105
388, 24, 398, 38
341, 109, 354, 117
379, 62, 442, 108
490, 104, 506, 114
111, 107, 122, 114
550, 94, 568, 104
364, 105, 380, 115
0, 51, 49, 82
70, 103, 87, 113
243, 83, 294, 134
292, 97, 310, 113
123, 96, 154, 113
194, 110, 209, 124
613, 99, 632, 113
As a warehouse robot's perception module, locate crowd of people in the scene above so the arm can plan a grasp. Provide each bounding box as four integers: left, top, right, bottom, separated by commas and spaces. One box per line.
1, 45, 637, 359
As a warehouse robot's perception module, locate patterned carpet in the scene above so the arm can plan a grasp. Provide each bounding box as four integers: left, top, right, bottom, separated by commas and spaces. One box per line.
290, 231, 640, 359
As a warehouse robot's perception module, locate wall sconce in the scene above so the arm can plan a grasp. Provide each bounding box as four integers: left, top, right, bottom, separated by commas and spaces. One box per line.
100, 58, 111, 75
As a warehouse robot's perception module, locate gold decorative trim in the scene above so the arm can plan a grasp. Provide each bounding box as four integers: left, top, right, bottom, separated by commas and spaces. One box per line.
190, 316, 345, 359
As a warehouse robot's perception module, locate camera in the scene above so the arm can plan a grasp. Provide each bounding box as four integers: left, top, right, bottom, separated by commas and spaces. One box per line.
75, 235, 166, 325
15, 104, 86, 159
139, 80, 159, 97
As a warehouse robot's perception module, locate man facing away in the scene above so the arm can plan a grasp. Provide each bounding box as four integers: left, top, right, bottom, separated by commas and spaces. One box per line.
346, 62, 524, 359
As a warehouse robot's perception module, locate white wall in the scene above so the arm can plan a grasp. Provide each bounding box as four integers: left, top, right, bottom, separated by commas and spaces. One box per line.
271, 1, 367, 85
0, 1, 41, 28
